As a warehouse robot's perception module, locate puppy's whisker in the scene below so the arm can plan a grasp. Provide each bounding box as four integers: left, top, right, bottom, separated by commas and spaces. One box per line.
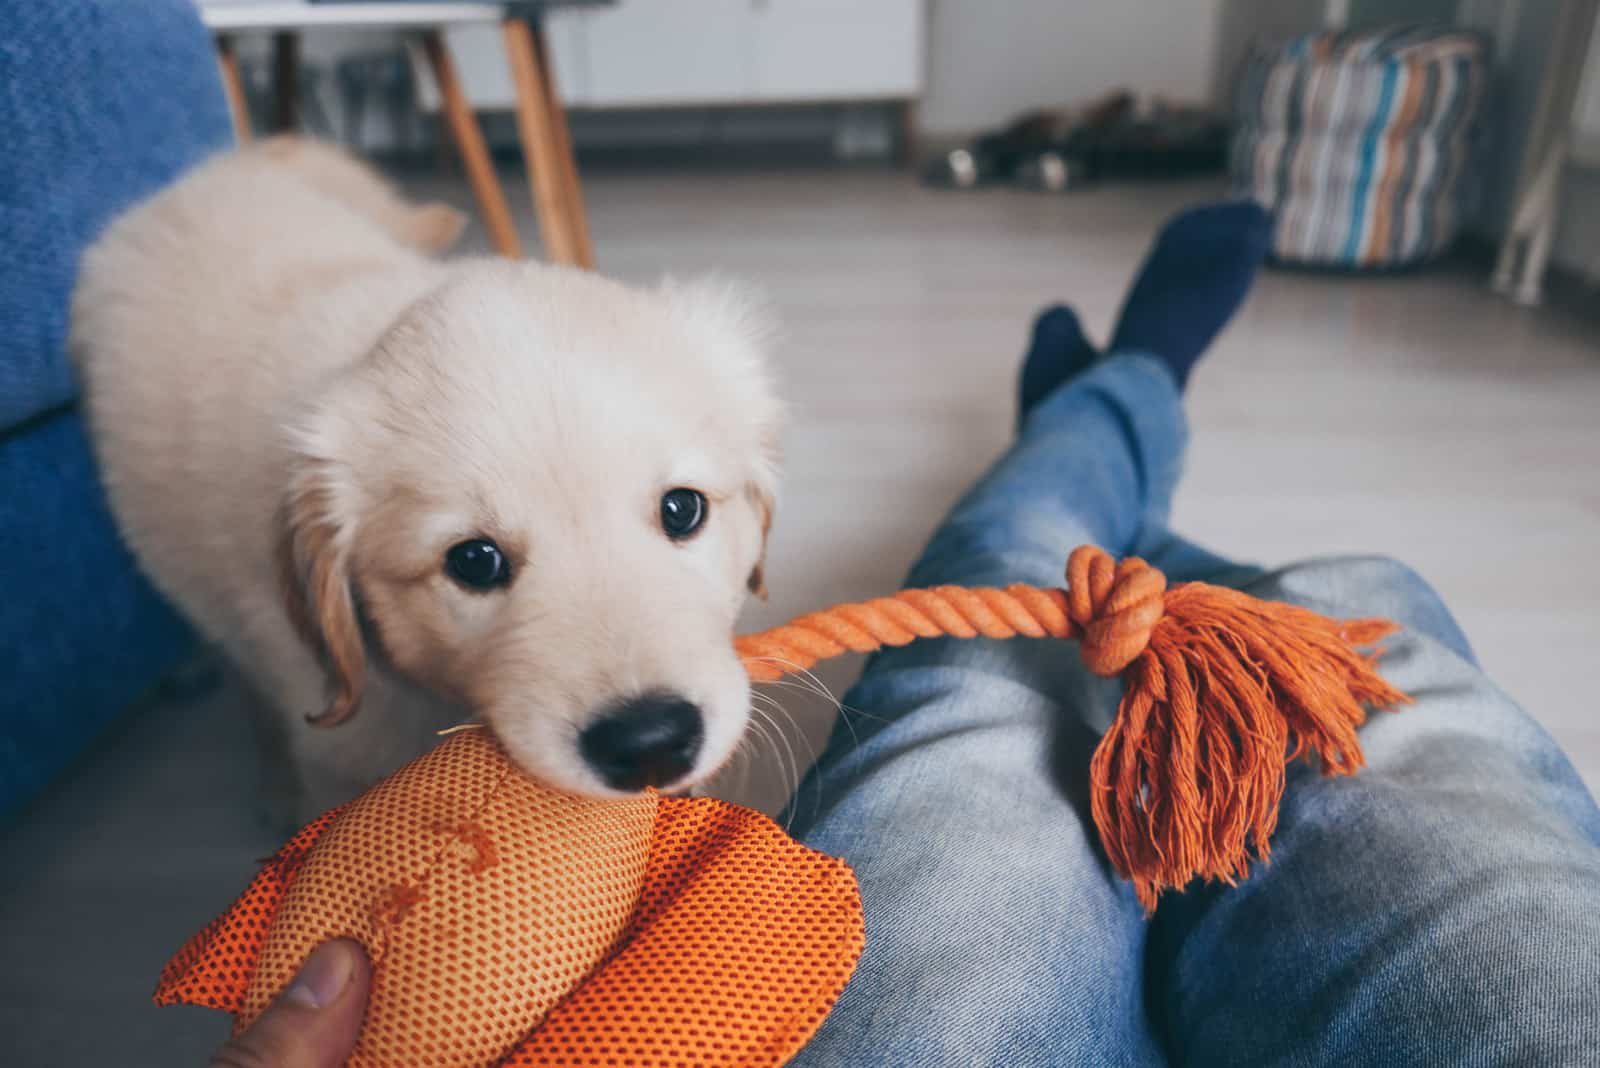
752, 691, 818, 783
719, 729, 757, 797
747, 703, 793, 805
756, 691, 827, 830
741, 716, 785, 805
742, 654, 816, 677
762, 675, 890, 728
743, 704, 784, 795
745, 657, 847, 722
735, 730, 764, 796
749, 660, 899, 830
776, 679, 882, 757
746, 657, 885, 722
756, 672, 870, 760
778, 663, 851, 717
748, 697, 804, 829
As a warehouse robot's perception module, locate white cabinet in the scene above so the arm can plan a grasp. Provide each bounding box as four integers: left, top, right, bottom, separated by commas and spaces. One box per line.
421, 0, 924, 111
748, 0, 921, 102
582, 0, 752, 106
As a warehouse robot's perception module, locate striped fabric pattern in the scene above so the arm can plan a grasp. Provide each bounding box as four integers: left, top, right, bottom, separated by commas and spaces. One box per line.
1231, 26, 1487, 268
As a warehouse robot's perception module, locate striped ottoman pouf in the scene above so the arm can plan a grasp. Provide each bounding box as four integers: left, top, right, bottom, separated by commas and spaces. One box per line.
1231, 26, 1488, 269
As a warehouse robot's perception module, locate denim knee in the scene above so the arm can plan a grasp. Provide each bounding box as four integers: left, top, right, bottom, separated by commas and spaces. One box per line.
792, 667, 1166, 1067
1150, 656, 1600, 1067
1249, 554, 1477, 665
906, 519, 1089, 592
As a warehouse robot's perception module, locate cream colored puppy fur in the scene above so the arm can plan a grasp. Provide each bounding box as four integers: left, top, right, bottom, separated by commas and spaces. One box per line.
71, 139, 780, 823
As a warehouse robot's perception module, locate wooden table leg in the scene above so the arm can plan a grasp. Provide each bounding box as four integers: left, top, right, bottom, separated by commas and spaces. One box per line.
215, 36, 252, 145
503, 17, 592, 268
530, 21, 592, 267
420, 30, 523, 258
271, 31, 299, 132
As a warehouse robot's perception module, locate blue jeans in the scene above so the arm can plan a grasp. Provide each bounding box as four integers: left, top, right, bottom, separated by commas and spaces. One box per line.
789, 354, 1600, 1067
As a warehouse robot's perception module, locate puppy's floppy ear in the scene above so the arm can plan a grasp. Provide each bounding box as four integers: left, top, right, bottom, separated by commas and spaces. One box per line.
745, 481, 774, 600
277, 461, 367, 727
742, 422, 781, 600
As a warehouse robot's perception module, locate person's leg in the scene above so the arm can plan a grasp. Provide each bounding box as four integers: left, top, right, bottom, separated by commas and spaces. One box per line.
784, 350, 1183, 1068
1147, 557, 1600, 1067
922, 198, 1273, 598
1129, 525, 1260, 590
909, 349, 1186, 594
785, 203, 1272, 1067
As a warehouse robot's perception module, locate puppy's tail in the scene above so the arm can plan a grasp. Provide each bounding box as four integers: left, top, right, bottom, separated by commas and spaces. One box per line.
257, 135, 467, 255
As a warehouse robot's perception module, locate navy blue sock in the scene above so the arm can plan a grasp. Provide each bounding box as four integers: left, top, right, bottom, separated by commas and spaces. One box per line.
1017, 304, 1100, 426
1108, 201, 1272, 389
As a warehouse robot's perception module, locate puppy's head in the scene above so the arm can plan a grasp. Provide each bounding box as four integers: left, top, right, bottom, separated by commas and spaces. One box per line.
279, 263, 780, 796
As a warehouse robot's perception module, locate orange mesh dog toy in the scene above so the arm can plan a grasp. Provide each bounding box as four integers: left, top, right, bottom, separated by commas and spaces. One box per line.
157, 728, 865, 1068
157, 544, 1407, 1065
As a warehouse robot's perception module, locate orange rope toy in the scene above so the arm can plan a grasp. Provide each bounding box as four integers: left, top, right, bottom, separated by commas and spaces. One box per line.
735, 545, 1411, 910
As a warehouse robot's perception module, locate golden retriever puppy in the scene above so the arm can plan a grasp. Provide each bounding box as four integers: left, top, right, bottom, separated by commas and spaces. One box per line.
70, 139, 780, 824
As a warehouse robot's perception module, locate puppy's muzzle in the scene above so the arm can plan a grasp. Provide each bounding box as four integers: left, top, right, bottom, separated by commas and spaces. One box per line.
579, 691, 704, 791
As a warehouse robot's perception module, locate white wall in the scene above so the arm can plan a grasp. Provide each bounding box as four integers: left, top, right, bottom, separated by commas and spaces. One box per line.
918, 0, 1227, 137
1211, 0, 1329, 114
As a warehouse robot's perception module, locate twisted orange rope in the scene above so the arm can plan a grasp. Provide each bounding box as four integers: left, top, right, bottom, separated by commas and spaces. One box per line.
735, 545, 1410, 910
736, 547, 1166, 681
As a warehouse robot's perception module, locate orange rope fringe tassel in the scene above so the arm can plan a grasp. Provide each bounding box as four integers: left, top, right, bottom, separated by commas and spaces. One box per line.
734, 545, 1411, 911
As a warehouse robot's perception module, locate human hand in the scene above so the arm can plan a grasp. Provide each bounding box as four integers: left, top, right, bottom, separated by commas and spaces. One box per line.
207, 939, 370, 1068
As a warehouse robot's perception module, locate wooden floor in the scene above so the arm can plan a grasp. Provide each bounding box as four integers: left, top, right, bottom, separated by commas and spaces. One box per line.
3, 165, 1597, 1066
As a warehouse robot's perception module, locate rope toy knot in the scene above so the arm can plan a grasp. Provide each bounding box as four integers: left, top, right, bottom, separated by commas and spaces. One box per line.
1064, 545, 1166, 677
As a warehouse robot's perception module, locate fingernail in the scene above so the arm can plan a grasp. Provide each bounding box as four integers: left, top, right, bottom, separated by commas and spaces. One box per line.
284, 941, 356, 1009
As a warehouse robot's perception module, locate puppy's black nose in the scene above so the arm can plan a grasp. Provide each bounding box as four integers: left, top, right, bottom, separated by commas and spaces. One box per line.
580, 692, 704, 791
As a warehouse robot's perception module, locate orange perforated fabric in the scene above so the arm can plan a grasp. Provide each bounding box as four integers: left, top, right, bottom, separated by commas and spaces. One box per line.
156, 807, 343, 1014
161, 730, 656, 1067
505, 796, 865, 1067
155, 730, 864, 1067
247, 730, 657, 1067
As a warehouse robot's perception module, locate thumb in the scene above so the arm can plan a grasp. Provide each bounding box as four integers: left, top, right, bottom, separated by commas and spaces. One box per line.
208, 939, 370, 1068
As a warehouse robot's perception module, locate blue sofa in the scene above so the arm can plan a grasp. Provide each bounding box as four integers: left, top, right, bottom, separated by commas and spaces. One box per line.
0, 0, 235, 820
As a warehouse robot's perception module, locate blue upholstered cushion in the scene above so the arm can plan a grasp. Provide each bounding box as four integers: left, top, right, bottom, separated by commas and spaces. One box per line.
0, 412, 193, 822
0, 0, 230, 819
0, 0, 233, 430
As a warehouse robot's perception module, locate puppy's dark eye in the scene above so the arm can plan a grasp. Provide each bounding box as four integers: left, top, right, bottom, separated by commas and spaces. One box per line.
660, 488, 707, 540
445, 538, 510, 589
